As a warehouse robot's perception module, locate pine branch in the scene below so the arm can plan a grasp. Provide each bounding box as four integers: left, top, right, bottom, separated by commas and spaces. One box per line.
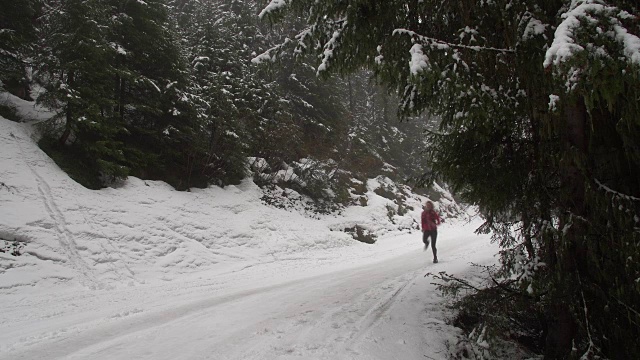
425, 271, 481, 292
393, 29, 515, 54
594, 178, 640, 202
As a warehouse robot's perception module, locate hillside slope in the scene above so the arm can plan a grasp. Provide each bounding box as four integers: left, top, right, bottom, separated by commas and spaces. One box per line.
0, 114, 464, 292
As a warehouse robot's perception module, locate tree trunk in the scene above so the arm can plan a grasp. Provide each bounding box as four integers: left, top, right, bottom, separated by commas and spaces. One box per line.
544, 98, 589, 359
348, 75, 354, 117
381, 88, 389, 124
59, 71, 74, 146
119, 76, 126, 123
522, 216, 535, 259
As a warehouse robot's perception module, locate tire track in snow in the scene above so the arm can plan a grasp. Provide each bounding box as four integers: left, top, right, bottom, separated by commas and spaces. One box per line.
301, 271, 420, 356
230, 230, 489, 359
2, 226, 497, 360
2, 269, 345, 360
15, 135, 100, 287
223, 252, 428, 359
2, 250, 427, 360
345, 271, 418, 347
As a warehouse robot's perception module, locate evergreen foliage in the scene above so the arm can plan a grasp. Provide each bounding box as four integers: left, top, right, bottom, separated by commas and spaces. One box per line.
105, 0, 204, 188
4, 0, 443, 200
33, 0, 205, 188
0, 0, 38, 98
175, 0, 273, 184
259, 0, 640, 357
36, 0, 126, 183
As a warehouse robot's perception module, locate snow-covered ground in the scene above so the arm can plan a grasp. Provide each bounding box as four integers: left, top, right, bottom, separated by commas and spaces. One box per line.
1, 226, 495, 360
0, 105, 499, 359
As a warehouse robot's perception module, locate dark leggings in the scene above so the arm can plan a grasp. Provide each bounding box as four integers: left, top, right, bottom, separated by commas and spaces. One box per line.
423, 230, 438, 258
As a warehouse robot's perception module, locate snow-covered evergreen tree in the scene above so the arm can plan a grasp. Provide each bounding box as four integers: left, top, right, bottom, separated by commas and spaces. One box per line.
36, 0, 127, 184
34, 0, 208, 188
18, 0, 455, 202
105, 0, 203, 188
0, 0, 39, 99
258, 0, 640, 357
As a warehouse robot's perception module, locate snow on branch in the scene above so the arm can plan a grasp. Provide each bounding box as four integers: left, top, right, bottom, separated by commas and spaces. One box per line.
251, 51, 275, 65
520, 13, 548, 41
251, 25, 316, 64
0, 48, 19, 59
251, 38, 293, 64
544, 0, 640, 68
317, 20, 347, 76
614, 23, 640, 66
138, 77, 161, 93
544, 1, 598, 67
393, 29, 515, 53
258, 0, 289, 19
409, 44, 430, 75
294, 26, 314, 55
595, 179, 640, 202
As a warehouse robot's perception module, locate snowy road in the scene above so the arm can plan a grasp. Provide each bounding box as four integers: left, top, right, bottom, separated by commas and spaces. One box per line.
0, 113, 499, 359
2, 226, 496, 360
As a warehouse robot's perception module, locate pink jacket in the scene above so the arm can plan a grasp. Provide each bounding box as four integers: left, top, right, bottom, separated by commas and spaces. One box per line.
421, 210, 441, 231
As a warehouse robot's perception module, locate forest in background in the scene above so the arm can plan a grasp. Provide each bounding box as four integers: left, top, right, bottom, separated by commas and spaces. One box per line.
0, 0, 436, 210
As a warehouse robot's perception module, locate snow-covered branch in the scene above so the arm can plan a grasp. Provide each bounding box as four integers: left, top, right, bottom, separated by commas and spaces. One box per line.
594, 178, 640, 202
251, 38, 293, 64
258, 0, 290, 19
393, 29, 516, 53
317, 20, 347, 75
544, 0, 640, 68
409, 44, 430, 75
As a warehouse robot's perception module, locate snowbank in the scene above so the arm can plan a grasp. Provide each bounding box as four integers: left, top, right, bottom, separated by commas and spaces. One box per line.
0, 91, 55, 124
0, 116, 353, 290
0, 114, 460, 292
